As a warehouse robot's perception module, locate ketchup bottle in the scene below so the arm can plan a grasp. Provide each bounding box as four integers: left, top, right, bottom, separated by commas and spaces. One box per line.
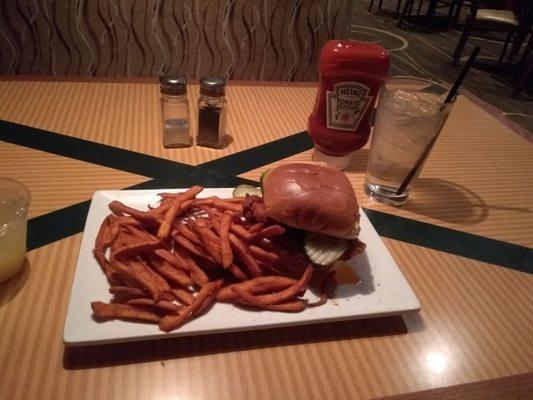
308, 40, 389, 169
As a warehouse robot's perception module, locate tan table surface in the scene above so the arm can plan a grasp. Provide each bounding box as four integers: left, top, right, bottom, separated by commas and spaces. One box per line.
0, 79, 532, 400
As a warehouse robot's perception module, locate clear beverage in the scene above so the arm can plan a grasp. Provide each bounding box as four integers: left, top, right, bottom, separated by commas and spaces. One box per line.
0, 178, 30, 282
0, 212, 27, 281
364, 77, 454, 206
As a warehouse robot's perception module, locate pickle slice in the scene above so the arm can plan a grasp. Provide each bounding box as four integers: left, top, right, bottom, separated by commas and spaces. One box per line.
232, 184, 262, 198
304, 232, 349, 267
260, 169, 272, 188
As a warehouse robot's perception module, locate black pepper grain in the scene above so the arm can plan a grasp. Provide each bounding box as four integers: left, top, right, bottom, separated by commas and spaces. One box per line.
197, 105, 221, 148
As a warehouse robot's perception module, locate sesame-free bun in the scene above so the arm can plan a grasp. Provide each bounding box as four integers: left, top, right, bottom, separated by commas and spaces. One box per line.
262, 162, 360, 239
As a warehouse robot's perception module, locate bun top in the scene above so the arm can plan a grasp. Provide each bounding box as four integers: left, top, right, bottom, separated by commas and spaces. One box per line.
262, 162, 360, 239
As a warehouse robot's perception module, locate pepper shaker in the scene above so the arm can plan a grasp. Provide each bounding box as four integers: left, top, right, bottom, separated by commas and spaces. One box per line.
197, 76, 228, 149
159, 74, 191, 148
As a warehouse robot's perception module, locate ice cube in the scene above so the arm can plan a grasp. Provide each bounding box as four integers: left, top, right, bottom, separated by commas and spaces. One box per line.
387, 90, 419, 113
387, 89, 441, 117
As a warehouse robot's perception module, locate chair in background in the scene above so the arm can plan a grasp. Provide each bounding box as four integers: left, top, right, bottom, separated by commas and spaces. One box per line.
397, 0, 458, 29
368, 0, 403, 15
505, 4, 533, 72
450, 0, 506, 25
512, 56, 532, 97
512, 33, 533, 97
452, 0, 521, 65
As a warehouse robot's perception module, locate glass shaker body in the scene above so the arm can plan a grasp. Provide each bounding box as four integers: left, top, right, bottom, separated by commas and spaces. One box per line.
161, 93, 191, 148
197, 95, 227, 149
159, 74, 191, 148
196, 76, 228, 149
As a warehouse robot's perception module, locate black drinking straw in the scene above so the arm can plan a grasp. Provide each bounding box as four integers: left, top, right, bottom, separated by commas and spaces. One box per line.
395, 46, 481, 196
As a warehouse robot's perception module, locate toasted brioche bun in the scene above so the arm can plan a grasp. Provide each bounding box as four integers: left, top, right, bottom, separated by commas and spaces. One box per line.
262, 162, 360, 239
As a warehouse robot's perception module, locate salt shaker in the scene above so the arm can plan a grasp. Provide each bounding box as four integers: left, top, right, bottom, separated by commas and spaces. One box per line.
197, 76, 228, 149
159, 74, 191, 148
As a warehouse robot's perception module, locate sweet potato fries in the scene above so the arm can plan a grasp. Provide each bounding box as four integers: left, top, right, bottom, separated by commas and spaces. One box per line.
91, 186, 317, 333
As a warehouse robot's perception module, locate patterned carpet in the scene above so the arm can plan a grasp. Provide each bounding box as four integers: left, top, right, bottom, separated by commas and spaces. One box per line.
351, 0, 533, 136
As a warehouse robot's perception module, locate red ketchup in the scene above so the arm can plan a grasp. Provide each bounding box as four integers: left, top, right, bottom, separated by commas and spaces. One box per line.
308, 40, 389, 169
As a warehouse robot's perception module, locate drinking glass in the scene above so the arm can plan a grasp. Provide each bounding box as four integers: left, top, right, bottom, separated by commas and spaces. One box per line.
364, 76, 455, 206
0, 178, 31, 282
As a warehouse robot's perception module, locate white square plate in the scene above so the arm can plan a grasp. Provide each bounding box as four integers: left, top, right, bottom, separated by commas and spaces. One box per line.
64, 188, 420, 346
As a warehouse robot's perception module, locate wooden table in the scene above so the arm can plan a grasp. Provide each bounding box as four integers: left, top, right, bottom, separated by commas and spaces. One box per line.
1, 78, 532, 400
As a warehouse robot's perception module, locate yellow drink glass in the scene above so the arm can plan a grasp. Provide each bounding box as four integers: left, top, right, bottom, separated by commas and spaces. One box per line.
0, 178, 31, 282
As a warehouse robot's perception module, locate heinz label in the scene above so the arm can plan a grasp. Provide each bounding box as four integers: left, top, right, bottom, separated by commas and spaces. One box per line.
326, 82, 372, 131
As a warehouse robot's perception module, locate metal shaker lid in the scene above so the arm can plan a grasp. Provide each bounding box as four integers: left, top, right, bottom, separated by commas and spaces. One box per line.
199, 76, 226, 97
159, 74, 187, 95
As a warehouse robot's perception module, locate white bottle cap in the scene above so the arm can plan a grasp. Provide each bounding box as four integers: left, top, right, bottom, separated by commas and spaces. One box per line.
312, 148, 352, 170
